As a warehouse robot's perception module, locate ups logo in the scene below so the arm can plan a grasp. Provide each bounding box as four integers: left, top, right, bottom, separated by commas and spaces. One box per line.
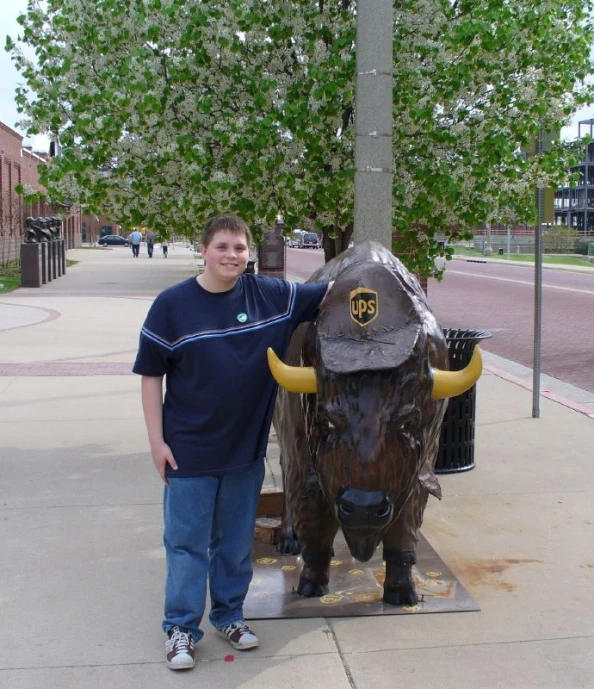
349, 287, 378, 326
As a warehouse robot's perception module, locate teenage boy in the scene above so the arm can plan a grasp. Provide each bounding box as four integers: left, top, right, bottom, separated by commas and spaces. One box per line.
133, 214, 330, 671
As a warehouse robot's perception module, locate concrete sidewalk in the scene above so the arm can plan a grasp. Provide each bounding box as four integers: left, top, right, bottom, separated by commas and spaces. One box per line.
1, 246, 593, 688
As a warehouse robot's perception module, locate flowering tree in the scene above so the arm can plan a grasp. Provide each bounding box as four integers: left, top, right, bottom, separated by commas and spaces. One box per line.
7, 0, 594, 276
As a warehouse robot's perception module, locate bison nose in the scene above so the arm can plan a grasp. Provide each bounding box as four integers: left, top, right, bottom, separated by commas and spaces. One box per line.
335, 488, 394, 531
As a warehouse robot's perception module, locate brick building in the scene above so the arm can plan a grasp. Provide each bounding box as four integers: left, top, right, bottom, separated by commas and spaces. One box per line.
554, 118, 594, 235
81, 214, 122, 244
0, 120, 82, 263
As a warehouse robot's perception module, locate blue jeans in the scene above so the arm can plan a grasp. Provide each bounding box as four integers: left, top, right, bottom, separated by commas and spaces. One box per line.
162, 460, 265, 642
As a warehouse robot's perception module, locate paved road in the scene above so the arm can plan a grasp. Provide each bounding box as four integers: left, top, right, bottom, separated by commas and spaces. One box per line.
285, 246, 325, 281
286, 248, 594, 395
428, 259, 594, 394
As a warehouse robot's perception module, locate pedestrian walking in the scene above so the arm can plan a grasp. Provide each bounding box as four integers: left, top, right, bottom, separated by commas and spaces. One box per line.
162, 239, 168, 257
129, 229, 142, 257
146, 230, 155, 258
133, 214, 331, 671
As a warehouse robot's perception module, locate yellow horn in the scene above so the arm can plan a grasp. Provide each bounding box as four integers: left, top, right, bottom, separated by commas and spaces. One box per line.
267, 347, 318, 394
431, 346, 483, 400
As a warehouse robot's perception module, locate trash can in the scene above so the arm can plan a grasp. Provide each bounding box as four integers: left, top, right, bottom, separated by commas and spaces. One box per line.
244, 259, 256, 274
498, 248, 504, 255
435, 328, 492, 474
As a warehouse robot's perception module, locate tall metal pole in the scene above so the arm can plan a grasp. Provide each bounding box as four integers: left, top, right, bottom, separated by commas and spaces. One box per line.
532, 128, 544, 418
353, 0, 393, 249
484, 222, 493, 255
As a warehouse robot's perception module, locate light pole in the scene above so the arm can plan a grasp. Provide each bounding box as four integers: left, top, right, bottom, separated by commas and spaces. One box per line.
532, 187, 547, 419
353, 0, 393, 248
484, 222, 493, 255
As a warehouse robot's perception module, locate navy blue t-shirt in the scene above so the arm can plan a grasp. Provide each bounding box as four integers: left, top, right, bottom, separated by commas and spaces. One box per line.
133, 274, 327, 478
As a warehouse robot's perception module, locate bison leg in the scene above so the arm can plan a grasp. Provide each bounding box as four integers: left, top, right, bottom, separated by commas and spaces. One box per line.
298, 552, 332, 597
382, 548, 418, 606
295, 496, 338, 598
298, 538, 337, 598
381, 485, 430, 606
276, 448, 302, 555
278, 523, 301, 556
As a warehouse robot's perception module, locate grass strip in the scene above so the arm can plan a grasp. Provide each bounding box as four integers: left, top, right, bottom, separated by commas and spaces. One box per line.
451, 246, 593, 267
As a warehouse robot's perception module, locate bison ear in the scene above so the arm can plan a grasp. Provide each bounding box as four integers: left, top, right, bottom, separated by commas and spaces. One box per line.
431, 346, 483, 400
267, 348, 318, 394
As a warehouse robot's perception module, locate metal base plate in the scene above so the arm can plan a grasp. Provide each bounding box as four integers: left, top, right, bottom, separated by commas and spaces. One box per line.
245, 532, 478, 619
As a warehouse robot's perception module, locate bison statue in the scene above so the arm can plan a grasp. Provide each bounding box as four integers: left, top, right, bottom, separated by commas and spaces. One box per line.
268, 241, 482, 606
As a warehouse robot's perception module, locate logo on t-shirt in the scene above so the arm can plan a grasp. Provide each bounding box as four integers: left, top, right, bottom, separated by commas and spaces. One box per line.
236, 313, 248, 323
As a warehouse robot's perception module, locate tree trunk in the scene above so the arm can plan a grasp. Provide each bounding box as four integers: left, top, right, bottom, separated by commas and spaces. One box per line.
322, 224, 354, 262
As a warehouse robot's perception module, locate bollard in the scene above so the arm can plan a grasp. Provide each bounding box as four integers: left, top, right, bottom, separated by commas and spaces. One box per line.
41, 242, 48, 284
20, 243, 43, 288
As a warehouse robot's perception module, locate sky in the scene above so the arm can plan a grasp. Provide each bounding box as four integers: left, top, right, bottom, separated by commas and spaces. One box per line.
0, 0, 49, 148
0, 0, 593, 151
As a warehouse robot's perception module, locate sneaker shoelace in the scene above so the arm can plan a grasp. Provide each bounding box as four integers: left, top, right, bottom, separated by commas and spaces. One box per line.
169, 628, 192, 653
223, 621, 250, 636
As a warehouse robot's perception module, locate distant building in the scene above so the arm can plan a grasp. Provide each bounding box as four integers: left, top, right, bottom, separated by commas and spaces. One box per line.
81, 214, 122, 244
554, 118, 594, 236
0, 120, 82, 262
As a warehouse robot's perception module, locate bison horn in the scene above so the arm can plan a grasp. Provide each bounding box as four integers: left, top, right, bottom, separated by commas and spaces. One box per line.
431, 345, 483, 400
267, 344, 482, 399
267, 348, 318, 394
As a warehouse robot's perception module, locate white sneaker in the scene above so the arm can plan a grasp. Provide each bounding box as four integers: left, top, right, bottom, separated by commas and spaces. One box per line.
217, 620, 259, 650
166, 626, 195, 670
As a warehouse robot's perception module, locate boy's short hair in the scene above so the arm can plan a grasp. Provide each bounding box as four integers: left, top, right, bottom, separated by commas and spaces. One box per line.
201, 215, 252, 249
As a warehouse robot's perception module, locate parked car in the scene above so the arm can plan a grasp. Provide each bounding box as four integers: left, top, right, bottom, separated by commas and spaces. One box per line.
99, 235, 129, 247
299, 232, 321, 249
285, 236, 299, 248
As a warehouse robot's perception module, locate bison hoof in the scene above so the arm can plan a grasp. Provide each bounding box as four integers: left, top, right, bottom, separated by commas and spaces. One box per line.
383, 585, 419, 607
297, 580, 329, 598
277, 529, 301, 556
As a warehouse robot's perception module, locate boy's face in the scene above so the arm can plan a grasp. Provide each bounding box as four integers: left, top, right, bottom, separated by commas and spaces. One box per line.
201, 230, 250, 284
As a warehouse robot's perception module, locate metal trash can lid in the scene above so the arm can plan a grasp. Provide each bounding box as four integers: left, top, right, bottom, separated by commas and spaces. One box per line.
442, 328, 492, 366
442, 328, 492, 345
